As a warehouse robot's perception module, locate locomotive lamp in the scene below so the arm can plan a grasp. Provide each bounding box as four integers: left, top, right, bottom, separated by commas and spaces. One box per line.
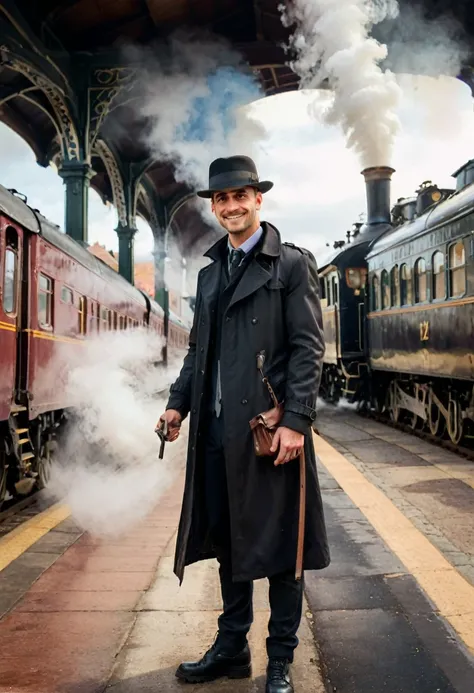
346, 267, 367, 291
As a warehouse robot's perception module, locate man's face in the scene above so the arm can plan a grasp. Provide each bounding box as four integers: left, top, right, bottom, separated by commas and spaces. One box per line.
211, 186, 262, 236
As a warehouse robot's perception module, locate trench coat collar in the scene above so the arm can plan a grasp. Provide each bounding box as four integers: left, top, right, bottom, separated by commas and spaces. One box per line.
201, 222, 281, 311
203, 221, 281, 263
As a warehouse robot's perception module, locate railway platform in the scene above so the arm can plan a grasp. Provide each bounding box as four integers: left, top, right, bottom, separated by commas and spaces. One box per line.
0, 413, 473, 693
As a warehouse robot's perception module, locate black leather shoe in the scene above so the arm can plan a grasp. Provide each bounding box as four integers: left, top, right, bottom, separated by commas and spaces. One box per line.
266, 657, 293, 693
175, 642, 251, 683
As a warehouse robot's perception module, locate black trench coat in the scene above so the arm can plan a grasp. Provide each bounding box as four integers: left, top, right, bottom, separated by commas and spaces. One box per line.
167, 222, 330, 583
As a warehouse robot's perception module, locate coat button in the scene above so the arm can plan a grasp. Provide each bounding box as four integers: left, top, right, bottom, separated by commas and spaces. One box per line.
200, 369, 205, 375
251, 318, 258, 324
192, 408, 197, 414
200, 347, 204, 353
225, 316, 231, 322
241, 399, 248, 405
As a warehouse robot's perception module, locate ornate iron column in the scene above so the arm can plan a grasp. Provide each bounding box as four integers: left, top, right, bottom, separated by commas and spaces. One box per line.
59, 161, 94, 244
153, 230, 169, 365
116, 225, 137, 284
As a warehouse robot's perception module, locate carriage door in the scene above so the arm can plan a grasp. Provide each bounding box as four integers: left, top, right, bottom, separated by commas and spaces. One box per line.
0, 224, 22, 413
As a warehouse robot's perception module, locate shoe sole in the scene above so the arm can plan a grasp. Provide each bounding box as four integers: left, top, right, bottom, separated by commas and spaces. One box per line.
175, 663, 252, 683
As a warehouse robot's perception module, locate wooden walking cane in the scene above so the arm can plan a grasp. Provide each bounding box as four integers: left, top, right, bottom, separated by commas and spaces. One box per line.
295, 448, 306, 581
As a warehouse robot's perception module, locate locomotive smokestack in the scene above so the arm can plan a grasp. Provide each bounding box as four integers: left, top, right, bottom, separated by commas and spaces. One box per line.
361, 166, 395, 225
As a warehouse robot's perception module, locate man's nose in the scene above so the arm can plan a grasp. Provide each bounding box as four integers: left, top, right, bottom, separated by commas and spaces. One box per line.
225, 202, 241, 214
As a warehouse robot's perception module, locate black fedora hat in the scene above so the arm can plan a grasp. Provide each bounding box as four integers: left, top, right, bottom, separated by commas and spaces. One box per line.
196, 155, 274, 198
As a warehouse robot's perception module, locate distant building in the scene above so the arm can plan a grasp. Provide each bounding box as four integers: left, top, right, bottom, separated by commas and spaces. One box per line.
88, 242, 118, 271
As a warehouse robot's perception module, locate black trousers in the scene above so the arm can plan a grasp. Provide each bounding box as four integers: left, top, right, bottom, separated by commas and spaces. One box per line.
204, 412, 304, 662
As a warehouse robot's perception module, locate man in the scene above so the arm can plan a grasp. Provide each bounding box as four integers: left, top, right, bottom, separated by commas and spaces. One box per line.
158, 155, 329, 693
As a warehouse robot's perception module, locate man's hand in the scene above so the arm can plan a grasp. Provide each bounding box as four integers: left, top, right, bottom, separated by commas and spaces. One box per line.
270, 427, 304, 466
157, 409, 182, 442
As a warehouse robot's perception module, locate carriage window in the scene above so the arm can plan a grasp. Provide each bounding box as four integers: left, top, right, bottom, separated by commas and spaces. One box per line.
61, 287, 73, 304
78, 296, 87, 335
331, 276, 338, 304
100, 306, 108, 331
448, 241, 465, 298
390, 265, 399, 307
400, 264, 412, 305
3, 247, 18, 314
381, 270, 390, 309
38, 274, 53, 327
319, 278, 326, 300
371, 275, 380, 311
432, 251, 445, 300
414, 258, 427, 302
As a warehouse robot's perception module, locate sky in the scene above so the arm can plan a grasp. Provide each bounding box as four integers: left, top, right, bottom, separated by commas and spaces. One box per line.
1, 73, 473, 279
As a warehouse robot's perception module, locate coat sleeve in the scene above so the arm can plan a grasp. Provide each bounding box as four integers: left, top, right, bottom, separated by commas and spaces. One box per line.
280, 249, 325, 434
165, 281, 201, 420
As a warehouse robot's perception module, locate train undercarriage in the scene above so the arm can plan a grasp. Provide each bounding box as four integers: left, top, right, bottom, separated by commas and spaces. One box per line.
320, 361, 474, 446
0, 409, 63, 508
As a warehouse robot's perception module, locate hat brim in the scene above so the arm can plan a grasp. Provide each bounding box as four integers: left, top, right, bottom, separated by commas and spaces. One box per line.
196, 180, 274, 199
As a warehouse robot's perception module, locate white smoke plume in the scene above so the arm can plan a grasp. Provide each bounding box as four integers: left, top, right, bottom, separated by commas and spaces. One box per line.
129, 33, 267, 192
45, 330, 187, 537
279, 0, 402, 167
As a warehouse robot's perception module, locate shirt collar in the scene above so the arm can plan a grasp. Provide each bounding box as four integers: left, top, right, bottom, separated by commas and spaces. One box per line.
227, 226, 263, 256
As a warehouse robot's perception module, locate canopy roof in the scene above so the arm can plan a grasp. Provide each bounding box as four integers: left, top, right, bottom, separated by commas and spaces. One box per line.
1, 0, 474, 255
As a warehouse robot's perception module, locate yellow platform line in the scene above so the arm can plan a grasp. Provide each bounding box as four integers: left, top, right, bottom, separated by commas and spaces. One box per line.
0, 503, 71, 572
313, 433, 474, 654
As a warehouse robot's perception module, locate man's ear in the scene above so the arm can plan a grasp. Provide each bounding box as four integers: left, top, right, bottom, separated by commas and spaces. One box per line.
256, 191, 263, 210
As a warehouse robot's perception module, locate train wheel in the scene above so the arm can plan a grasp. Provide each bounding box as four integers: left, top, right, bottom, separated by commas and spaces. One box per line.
447, 398, 464, 445
36, 440, 55, 489
427, 390, 445, 437
388, 381, 400, 423
0, 449, 7, 508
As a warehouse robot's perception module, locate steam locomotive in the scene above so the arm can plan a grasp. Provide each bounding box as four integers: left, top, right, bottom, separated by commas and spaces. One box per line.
318, 161, 474, 446
0, 184, 189, 506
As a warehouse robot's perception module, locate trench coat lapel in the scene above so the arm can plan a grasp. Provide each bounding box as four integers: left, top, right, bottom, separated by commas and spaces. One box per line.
227, 257, 272, 310
200, 251, 223, 310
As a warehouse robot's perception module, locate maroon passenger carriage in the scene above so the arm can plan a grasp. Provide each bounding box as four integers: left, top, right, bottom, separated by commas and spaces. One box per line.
0, 185, 189, 506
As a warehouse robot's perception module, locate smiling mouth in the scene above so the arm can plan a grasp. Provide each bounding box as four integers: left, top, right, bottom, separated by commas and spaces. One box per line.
225, 213, 246, 221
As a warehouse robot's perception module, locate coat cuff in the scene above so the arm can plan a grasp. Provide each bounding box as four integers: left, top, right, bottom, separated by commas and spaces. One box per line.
166, 392, 189, 420
280, 411, 312, 434
284, 398, 317, 421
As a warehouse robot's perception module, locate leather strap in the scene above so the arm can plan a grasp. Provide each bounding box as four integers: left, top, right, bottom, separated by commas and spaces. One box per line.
295, 447, 306, 581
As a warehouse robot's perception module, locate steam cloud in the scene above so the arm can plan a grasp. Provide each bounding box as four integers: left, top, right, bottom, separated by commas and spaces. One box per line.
130, 33, 267, 193
45, 330, 186, 537
279, 0, 402, 167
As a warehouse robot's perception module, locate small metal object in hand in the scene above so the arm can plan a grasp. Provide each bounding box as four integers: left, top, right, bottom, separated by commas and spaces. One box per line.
155, 419, 168, 460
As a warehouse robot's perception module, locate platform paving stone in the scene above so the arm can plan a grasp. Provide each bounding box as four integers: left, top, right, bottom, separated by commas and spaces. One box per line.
0, 436, 188, 692
317, 406, 474, 587
107, 536, 325, 693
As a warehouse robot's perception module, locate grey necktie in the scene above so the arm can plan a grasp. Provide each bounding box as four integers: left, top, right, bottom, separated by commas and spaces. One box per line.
228, 248, 244, 277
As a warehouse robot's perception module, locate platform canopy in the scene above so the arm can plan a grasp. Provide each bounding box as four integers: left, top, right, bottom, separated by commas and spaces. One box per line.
1, 0, 474, 288
0, 1, 303, 283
